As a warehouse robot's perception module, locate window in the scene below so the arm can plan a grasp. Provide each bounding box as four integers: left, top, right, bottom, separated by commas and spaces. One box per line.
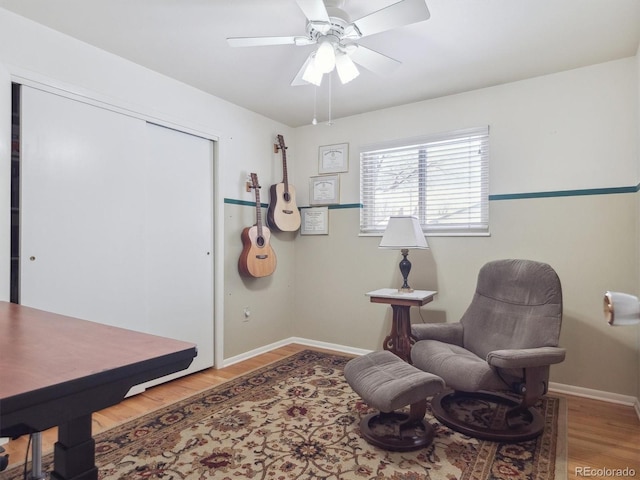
360, 126, 489, 235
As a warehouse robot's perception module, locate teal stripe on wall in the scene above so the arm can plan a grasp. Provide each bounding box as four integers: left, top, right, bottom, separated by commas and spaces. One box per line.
223, 198, 363, 209
489, 184, 640, 201
224, 198, 269, 208
225, 185, 640, 208
327, 203, 363, 210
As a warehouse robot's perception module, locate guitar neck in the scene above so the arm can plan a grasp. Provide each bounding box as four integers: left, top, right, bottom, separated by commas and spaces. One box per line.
282, 150, 289, 193
277, 135, 289, 195
255, 184, 263, 237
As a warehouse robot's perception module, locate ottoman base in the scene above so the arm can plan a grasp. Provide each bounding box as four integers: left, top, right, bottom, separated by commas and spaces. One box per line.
359, 399, 435, 451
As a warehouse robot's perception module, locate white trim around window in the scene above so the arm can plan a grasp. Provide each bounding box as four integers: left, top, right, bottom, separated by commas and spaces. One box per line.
359, 126, 490, 236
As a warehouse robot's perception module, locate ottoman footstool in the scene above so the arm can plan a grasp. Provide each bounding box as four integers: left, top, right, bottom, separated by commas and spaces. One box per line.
344, 350, 445, 451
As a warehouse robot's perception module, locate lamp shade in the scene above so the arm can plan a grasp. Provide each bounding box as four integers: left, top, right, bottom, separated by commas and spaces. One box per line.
379, 216, 428, 250
604, 291, 640, 326
314, 41, 336, 74
335, 52, 359, 84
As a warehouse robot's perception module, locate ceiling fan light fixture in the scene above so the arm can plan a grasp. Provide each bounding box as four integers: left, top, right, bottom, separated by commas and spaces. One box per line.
335, 52, 359, 84
302, 57, 323, 86
314, 40, 336, 74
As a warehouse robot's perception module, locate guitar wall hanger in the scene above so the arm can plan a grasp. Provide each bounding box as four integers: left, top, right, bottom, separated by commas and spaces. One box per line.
246, 180, 260, 193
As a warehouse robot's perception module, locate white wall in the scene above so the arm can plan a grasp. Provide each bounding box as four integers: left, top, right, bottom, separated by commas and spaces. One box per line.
293, 58, 640, 396
295, 58, 638, 203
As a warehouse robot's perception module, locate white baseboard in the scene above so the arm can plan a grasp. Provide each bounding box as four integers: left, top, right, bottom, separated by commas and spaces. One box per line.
549, 382, 640, 420
222, 338, 294, 367
222, 337, 373, 368
551, 383, 640, 421
549, 382, 636, 405
287, 337, 373, 357
223, 338, 640, 421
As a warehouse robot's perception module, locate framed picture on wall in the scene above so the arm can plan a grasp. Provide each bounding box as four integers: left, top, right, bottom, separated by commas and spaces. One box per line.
318, 143, 349, 174
309, 175, 340, 205
300, 206, 329, 235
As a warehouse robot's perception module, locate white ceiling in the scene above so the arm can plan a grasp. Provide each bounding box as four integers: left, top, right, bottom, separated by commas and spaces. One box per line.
1, 0, 639, 127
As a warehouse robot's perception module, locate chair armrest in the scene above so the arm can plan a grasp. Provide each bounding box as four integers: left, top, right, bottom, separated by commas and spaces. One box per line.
411, 323, 463, 346
487, 347, 566, 369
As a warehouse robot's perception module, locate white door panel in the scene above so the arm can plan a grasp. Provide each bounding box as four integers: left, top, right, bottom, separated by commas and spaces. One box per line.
144, 123, 214, 372
19, 87, 214, 377
20, 86, 148, 329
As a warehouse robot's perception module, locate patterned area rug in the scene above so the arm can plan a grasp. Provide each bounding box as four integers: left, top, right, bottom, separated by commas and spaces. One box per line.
4, 350, 566, 479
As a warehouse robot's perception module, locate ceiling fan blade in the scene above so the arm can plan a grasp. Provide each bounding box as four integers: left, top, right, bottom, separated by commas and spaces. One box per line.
227, 36, 314, 47
296, 0, 330, 22
348, 45, 401, 75
352, 0, 430, 38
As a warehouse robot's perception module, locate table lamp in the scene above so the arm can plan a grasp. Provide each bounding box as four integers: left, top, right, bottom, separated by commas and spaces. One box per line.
604, 291, 640, 326
379, 216, 428, 293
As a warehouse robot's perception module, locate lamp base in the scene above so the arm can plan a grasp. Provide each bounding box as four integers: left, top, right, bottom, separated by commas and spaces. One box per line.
398, 287, 414, 293
398, 249, 413, 293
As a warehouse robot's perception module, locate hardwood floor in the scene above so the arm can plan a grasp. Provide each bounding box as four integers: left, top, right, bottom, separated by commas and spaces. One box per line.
3, 344, 639, 479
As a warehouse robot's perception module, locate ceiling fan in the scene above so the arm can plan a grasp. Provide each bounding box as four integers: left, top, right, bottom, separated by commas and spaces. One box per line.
227, 0, 430, 86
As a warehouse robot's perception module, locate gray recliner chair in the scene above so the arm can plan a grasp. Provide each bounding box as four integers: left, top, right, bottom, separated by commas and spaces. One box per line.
411, 259, 566, 442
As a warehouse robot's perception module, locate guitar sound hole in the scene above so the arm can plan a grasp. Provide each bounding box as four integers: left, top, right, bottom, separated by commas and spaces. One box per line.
284, 193, 291, 202
257, 237, 265, 247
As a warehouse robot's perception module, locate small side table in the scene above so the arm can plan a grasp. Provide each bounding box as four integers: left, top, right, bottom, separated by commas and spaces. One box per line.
366, 288, 437, 363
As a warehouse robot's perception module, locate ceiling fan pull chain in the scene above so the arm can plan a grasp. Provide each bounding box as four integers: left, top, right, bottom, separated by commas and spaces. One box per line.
327, 73, 333, 126
312, 86, 318, 125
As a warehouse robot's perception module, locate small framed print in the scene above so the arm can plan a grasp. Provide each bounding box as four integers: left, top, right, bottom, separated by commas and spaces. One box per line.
318, 143, 349, 174
309, 175, 340, 205
300, 206, 329, 235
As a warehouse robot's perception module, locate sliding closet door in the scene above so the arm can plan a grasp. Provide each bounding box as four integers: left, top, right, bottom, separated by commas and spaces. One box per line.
144, 123, 214, 371
20, 86, 148, 327
19, 86, 214, 375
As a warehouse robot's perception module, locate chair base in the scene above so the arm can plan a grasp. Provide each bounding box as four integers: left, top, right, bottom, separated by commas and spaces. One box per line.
430, 390, 545, 442
359, 411, 436, 452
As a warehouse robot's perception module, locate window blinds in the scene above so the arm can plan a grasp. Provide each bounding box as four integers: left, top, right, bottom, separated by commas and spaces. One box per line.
360, 126, 489, 235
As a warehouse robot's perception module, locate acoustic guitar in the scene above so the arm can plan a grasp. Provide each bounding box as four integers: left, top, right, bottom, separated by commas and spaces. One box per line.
238, 173, 277, 278
267, 134, 301, 232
